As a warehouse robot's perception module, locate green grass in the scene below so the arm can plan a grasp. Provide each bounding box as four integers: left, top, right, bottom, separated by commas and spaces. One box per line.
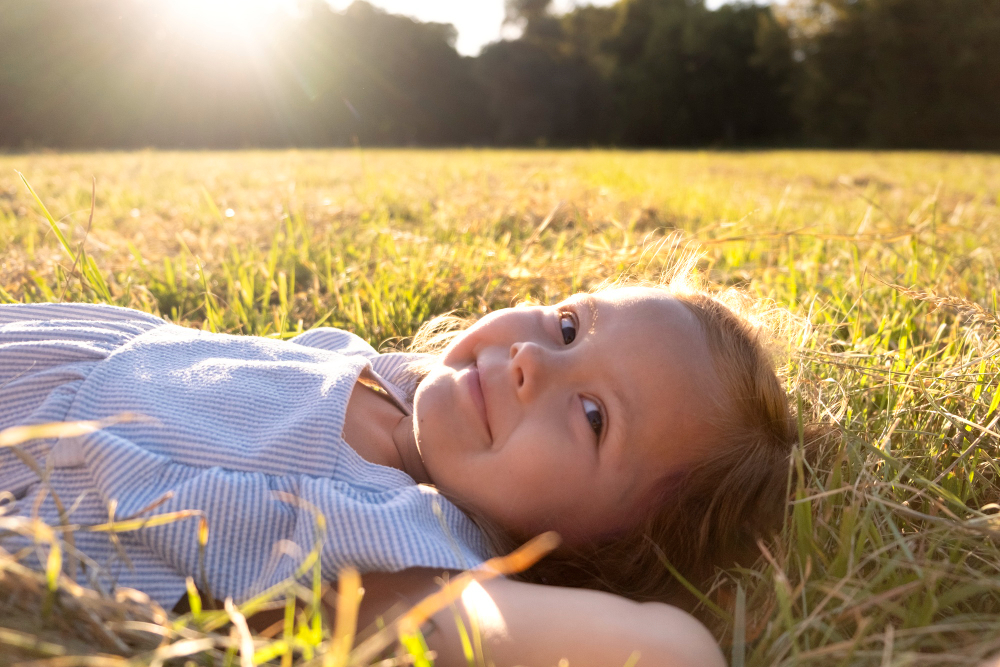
1, 149, 999, 665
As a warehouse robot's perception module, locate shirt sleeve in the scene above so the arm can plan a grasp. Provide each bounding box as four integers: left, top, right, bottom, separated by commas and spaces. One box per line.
290, 328, 434, 401
290, 327, 379, 360
371, 352, 435, 401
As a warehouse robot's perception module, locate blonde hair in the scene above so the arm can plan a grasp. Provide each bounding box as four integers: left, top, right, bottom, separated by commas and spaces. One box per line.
406, 250, 811, 605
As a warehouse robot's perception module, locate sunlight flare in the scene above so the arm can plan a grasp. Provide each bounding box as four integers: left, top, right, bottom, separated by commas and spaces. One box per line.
153, 0, 296, 49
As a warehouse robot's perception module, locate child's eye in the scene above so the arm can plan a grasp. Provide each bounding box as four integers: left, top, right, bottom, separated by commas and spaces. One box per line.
559, 312, 577, 345
582, 397, 603, 437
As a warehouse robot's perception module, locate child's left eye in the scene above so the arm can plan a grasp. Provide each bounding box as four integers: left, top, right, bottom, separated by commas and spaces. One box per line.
559, 312, 577, 344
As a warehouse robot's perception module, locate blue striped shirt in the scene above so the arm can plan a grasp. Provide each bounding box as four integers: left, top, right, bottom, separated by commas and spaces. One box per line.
0, 303, 489, 607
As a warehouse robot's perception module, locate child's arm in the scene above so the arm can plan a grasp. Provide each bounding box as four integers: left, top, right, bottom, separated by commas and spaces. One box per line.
347, 569, 726, 667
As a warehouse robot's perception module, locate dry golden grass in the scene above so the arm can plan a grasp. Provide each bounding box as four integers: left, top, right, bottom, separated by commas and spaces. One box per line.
1, 149, 999, 665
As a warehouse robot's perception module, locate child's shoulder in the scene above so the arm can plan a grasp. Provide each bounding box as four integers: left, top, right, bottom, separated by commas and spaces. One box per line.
291, 327, 437, 403
290, 326, 379, 359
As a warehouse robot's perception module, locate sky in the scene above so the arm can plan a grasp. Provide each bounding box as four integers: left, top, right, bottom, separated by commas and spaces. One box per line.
327, 0, 732, 56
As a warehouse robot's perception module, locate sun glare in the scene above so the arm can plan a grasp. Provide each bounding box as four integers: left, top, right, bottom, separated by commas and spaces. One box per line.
154, 0, 297, 50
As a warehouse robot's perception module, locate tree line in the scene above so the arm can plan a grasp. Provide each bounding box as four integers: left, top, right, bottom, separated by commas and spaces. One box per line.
0, 0, 997, 150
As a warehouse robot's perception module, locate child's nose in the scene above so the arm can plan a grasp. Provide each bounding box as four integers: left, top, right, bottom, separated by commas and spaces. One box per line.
509, 341, 548, 400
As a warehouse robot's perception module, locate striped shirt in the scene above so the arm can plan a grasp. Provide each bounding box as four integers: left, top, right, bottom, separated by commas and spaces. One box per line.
0, 303, 489, 607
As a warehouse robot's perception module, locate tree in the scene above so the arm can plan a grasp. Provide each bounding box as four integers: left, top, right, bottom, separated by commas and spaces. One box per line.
606, 0, 797, 145
0, 0, 491, 148
476, 0, 614, 145
789, 0, 1000, 148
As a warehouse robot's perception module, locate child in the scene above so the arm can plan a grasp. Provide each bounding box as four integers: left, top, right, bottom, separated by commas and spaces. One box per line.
0, 264, 796, 666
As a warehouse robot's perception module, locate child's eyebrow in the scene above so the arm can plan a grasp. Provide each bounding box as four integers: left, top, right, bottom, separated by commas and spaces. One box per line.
581, 294, 598, 335
581, 294, 632, 449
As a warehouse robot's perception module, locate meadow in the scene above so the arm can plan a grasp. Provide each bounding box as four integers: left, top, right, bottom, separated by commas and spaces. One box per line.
1, 149, 999, 666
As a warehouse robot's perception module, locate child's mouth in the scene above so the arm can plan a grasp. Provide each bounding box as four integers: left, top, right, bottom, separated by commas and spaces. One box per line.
466, 362, 492, 442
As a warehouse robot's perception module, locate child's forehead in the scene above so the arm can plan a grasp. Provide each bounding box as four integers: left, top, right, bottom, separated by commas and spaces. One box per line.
601, 289, 718, 404
583, 284, 673, 304
589, 286, 690, 323
609, 298, 722, 476
541, 286, 704, 348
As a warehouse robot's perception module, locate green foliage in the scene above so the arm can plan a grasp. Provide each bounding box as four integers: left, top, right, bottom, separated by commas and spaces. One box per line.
788, 0, 1000, 148
2, 149, 1000, 664
0, 0, 491, 148
4, 0, 997, 149
604, 0, 797, 145
477, 0, 797, 146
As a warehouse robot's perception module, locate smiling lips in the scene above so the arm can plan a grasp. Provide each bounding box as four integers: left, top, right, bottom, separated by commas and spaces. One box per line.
466, 363, 492, 440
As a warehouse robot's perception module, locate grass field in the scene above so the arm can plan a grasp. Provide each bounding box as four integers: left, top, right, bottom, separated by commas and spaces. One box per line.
1, 149, 999, 666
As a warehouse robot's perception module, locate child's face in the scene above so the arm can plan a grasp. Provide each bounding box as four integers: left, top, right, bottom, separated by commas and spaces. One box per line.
413, 286, 721, 545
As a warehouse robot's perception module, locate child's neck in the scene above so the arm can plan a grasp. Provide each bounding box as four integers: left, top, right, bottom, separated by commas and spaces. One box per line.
392, 414, 429, 483
343, 382, 430, 483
